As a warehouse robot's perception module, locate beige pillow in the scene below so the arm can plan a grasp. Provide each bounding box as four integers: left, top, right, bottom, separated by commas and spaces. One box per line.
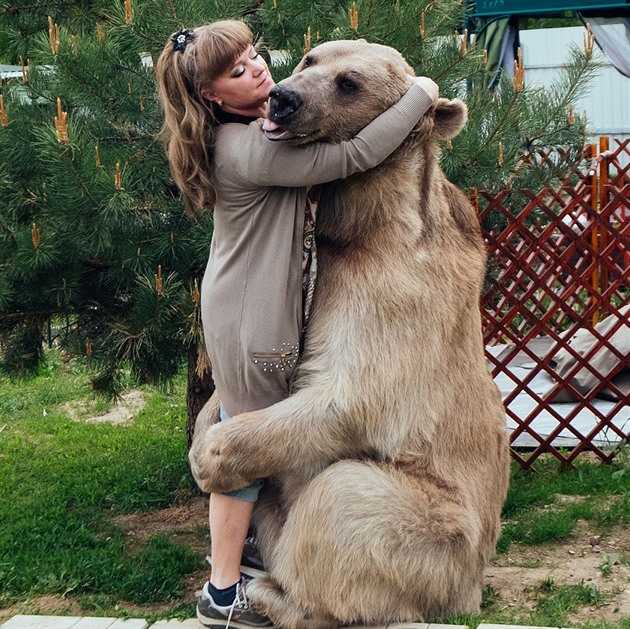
546, 305, 630, 403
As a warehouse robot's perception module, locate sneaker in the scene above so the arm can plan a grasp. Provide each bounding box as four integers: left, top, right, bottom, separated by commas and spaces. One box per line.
205, 536, 267, 579
196, 579, 272, 628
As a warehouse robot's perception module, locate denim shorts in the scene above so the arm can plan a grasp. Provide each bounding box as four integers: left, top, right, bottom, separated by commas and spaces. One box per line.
219, 405, 263, 503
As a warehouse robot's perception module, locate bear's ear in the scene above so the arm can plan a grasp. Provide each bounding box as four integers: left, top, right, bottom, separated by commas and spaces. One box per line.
432, 98, 467, 140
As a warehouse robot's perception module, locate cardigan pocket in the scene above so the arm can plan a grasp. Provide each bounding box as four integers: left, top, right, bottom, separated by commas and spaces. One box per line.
252, 349, 297, 373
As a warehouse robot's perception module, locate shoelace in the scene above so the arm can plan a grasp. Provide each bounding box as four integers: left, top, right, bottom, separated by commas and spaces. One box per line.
225, 581, 249, 629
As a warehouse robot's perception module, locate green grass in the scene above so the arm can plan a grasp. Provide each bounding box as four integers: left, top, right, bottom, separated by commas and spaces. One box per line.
0, 350, 202, 613
497, 453, 630, 553
450, 578, 626, 629
464, 578, 612, 629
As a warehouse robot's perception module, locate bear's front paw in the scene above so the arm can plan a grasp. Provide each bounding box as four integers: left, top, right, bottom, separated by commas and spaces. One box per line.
189, 421, 253, 494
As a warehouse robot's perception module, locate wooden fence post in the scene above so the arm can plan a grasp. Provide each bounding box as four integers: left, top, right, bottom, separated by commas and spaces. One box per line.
599, 136, 610, 298
590, 142, 600, 325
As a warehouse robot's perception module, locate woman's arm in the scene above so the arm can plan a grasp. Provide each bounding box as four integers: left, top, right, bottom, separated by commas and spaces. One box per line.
216, 79, 436, 188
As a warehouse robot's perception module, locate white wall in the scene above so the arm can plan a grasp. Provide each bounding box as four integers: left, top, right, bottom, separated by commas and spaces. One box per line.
520, 26, 630, 148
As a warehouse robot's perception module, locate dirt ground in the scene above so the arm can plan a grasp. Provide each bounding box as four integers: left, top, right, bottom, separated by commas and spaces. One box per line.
487, 518, 630, 625
61, 390, 147, 425
3, 497, 628, 626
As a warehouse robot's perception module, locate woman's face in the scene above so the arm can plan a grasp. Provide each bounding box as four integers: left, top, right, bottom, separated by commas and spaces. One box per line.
202, 45, 275, 117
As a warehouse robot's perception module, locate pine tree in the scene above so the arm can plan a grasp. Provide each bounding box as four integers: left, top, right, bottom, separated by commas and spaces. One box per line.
0, 0, 596, 434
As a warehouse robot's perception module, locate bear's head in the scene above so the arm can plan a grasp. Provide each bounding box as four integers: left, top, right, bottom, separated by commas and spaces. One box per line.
263, 39, 467, 146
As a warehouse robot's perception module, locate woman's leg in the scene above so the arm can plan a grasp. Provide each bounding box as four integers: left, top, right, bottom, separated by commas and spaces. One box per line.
198, 492, 271, 626
209, 492, 255, 588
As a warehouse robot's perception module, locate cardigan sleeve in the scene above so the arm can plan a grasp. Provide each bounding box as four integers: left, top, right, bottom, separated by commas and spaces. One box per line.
215, 83, 433, 188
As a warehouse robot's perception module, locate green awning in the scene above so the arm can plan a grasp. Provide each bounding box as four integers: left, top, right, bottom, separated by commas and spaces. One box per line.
472, 0, 629, 17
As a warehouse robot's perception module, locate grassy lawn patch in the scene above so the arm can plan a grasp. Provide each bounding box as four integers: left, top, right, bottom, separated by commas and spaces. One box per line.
498, 453, 630, 553
0, 351, 203, 617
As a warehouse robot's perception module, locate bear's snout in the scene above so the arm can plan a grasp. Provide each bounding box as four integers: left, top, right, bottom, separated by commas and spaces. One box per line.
268, 86, 303, 123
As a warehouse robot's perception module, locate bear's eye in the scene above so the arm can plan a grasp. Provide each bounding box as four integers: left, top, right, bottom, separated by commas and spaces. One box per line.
302, 55, 314, 68
337, 76, 359, 93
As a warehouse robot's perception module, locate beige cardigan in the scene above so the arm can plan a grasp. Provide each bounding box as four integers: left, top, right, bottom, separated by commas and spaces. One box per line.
201, 83, 433, 416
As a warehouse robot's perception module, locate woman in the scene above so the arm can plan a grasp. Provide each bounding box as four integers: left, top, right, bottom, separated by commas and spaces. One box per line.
156, 20, 438, 628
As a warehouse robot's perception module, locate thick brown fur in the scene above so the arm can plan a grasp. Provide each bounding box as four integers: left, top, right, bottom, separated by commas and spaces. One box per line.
189, 40, 509, 628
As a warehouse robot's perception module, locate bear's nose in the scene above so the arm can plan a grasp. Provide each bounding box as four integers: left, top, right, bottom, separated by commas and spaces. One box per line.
268, 86, 302, 123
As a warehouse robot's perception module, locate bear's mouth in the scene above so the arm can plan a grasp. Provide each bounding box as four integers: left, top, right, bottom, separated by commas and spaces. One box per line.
262, 118, 311, 141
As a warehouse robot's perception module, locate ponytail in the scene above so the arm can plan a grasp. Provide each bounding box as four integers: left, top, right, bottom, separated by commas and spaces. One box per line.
156, 21, 253, 214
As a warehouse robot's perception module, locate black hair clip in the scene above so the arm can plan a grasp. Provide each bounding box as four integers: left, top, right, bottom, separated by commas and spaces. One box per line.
172, 29, 194, 52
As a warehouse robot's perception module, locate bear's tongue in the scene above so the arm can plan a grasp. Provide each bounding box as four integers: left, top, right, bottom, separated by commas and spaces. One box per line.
262, 118, 291, 141
262, 118, 280, 131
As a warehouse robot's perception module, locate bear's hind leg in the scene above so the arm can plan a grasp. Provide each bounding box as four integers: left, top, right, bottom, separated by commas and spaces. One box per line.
268, 460, 484, 625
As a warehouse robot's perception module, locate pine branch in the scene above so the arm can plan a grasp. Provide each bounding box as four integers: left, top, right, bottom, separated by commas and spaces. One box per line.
164, 0, 178, 22
431, 47, 477, 83
56, 142, 101, 208
4, 2, 70, 16
0, 123, 38, 148
524, 47, 597, 147
54, 54, 116, 104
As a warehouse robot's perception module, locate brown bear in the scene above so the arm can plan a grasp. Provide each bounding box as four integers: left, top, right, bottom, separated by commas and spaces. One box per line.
189, 39, 510, 628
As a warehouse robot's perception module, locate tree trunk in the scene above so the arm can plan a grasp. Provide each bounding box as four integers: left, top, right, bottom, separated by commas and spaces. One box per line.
186, 343, 215, 450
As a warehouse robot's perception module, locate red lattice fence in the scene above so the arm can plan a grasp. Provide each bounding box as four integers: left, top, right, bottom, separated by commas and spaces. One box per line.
480, 138, 630, 469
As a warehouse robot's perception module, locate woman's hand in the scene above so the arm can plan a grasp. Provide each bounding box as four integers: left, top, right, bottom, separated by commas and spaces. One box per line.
413, 76, 439, 106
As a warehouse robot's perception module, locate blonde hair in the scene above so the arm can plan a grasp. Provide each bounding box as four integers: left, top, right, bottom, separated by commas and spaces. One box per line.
156, 20, 253, 213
